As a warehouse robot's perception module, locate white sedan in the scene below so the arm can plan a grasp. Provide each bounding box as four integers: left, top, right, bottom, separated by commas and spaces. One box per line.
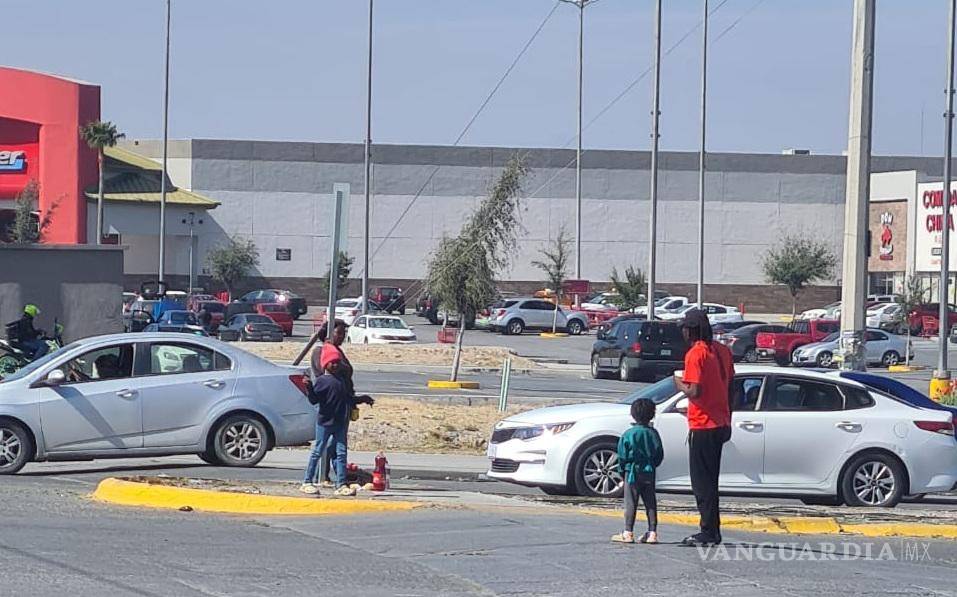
866, 303, 902, 331
486, 366, 957, 507
659, 303, 744, 324
346, 315, 417, 344
334, 297, 380, 326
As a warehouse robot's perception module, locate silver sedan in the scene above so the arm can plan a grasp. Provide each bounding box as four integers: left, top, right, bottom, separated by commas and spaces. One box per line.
0, 333, 315, 474
791, 329, 910, 368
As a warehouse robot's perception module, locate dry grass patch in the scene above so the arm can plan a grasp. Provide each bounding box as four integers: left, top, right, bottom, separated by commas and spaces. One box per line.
348, 396, 538, 455
239, 342, 536, 370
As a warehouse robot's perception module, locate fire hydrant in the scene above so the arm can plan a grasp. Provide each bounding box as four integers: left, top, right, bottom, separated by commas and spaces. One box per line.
372, 451, 390, 491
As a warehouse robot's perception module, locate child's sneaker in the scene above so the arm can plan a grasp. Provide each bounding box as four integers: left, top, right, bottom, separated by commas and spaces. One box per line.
639, 531, 659, 544
299, 483, 319, 495
320, 479, 335, 488
610, 531, 635, 543
335, 485, 356, 497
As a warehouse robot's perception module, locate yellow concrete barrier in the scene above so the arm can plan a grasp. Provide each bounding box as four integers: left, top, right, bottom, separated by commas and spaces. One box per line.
92, 478, 419, 516
539, 332, 569, 338
427, 380, 480, 389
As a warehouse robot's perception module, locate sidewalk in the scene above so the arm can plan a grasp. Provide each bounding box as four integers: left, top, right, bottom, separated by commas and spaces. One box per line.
266, 448, 489, 480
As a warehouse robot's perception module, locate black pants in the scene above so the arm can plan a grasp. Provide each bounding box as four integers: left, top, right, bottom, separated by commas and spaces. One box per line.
623, 472, 657, 533
688, 426, 730, 539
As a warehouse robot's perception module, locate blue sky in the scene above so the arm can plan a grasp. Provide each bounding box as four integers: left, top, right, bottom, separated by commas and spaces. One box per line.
5, 1, 951, 155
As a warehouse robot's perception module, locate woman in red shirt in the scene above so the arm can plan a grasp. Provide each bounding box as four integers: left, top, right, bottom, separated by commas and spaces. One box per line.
673, 309, 733, 546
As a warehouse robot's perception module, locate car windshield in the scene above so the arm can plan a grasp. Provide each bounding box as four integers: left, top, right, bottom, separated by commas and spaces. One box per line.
821, 332, 840, 343
369, 318, 407, 329
675, 304, 695, 314
620, 377, 679, 405
0, 342, 80, 383
654, 297, 670, 307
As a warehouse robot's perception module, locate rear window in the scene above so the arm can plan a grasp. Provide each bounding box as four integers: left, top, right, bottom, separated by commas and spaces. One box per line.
337, 300, 358, 308
246, 315, 273, 324
200, 302, 224, 313
261, 304, 284, 313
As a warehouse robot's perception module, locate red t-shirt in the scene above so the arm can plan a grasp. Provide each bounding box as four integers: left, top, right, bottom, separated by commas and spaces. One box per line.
682, 340, 733, 430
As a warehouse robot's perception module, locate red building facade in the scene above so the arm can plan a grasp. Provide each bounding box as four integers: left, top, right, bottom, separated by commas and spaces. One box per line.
0, 66, 100, 243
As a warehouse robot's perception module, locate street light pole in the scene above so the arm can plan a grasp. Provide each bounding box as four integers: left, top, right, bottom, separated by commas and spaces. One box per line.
838, 0, 875, 372
937, 0, 957, 379
158, 0, 171, 284
696, 0, 708, 308
362, 0, 374, 315
646, 0, 662, 321
575, 0, 585, 282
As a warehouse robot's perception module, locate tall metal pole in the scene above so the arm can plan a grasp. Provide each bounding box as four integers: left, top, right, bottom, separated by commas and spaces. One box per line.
575, 0, 584, 282
838, 0, 875, 372
361, 0, 374, 314
328, 190, 344, 332
158, 0, 171, 284
187, 212, 194, 293
696, 0, 708, 308
646, 0, 662, 320
938, 0, 957, 376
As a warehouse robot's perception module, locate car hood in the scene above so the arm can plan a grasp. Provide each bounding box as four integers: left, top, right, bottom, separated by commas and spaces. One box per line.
499, 402, 628, 426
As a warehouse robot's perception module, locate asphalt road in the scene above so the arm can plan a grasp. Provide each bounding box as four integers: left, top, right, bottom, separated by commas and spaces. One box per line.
4, 471, 957, 596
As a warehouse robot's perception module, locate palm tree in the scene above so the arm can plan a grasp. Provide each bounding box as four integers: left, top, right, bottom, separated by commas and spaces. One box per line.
80, 121, 125, 244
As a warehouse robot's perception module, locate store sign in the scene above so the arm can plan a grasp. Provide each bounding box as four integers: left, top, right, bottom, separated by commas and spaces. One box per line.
276, 248, 291, 261
0, 150, 26, 172
916, 182, 957, 271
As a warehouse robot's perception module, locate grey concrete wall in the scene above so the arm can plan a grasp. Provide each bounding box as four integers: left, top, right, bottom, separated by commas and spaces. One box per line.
119, 139, 957, 306
0, 245, 124, 341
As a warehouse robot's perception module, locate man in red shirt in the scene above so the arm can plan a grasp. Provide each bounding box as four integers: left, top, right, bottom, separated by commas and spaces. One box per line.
673, 309, 733, 546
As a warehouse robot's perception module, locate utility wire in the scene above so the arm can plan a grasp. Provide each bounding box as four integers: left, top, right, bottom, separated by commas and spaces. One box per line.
354, 0, 562, 278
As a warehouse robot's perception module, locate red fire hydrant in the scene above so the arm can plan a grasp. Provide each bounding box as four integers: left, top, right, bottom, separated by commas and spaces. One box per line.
372, 451, 390, 491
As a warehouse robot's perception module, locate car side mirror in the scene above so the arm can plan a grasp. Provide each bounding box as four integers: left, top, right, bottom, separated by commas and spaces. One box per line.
674, 397, 689, 414
33, 369, 66, 388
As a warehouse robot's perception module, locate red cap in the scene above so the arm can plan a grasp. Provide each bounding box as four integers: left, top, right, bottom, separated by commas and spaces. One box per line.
320, 344, 342, 370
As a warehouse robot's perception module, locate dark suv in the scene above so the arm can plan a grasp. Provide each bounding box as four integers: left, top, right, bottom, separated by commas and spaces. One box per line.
590, 319, 688, 382
371, 287, 405, 314
239, 289, 307, 319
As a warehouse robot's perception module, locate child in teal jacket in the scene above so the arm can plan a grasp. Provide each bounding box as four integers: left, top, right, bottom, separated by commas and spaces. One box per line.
612, 398, 664, 544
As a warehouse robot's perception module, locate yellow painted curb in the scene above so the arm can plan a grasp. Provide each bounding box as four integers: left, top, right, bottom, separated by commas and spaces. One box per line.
539, 332, 569, 338
427, 380, 480, 389
887, 365, 913, 373
577, 506, 957, 539
92, 478, 419, 516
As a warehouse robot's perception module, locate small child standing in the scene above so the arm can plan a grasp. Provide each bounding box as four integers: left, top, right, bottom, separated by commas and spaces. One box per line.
612, 398, 664, 544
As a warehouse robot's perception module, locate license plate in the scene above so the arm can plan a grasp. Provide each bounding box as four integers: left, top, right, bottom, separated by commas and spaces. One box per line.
660, 348, 672, 356
487, 443, 497, 459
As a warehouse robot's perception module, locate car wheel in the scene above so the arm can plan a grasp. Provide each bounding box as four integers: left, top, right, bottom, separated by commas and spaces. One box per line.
590, 354, 608, 379
0, 420, 33, 475
841, 452, 905, 508
507, 319, 525, 335
882, 350, 901, 367
574, 440, 624, 498
210, 414, 269, 467
0, 355, 20, 377
742, 347, 758, 363
198, 450, 221, 466
618, 358, 635, 382
816, 351, 833, 368
567, 320, 584, 336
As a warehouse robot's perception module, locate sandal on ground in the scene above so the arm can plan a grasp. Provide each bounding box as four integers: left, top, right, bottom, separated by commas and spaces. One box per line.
611, 532, 635, 543
639, 531, 659, 544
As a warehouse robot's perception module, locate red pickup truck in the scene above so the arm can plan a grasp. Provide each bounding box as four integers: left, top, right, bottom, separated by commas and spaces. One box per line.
755, 319, 840, 366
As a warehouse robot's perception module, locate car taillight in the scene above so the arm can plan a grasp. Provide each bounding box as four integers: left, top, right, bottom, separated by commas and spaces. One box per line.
245, 324, 254, 332
496, 309, 506, 318
914, 419, 956, 436
630, 342, 642, 353
289, 373, 310, 397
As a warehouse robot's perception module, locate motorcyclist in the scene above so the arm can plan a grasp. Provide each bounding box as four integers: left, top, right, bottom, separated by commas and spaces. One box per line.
16, 305, 48, 360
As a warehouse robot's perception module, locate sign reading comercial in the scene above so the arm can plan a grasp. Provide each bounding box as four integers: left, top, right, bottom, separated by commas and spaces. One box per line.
276, 248, 291, 261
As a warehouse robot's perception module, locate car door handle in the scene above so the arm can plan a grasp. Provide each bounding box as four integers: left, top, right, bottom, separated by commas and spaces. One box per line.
116, 389, 138, 399
835, 421, 862, 432
203, 379, 226, 389
736, 420, 763, 431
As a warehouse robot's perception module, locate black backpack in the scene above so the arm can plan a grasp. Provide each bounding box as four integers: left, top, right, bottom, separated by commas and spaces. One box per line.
5, 320, 20, 343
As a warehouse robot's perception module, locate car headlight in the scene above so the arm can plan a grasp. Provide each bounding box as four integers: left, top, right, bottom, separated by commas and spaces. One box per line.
511, 422, 575, 441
